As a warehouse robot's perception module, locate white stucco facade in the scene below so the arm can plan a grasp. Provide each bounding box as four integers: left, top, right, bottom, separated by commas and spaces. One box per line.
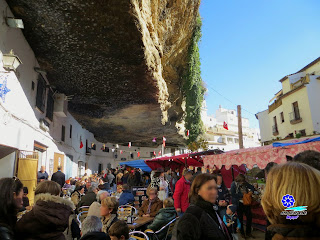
0, 1, 184, 179
256, 57, 320, 144
201, 102, 261, 151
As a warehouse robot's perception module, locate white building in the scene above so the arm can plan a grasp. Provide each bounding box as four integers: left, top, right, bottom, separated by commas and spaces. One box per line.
256, 57, 320, 145
201, 102, 261, 151
0, 1, 185, 202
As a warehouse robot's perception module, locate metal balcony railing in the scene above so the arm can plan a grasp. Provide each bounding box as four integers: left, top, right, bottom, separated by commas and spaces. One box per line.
18, 150, 38, 159
289, 110, 302, 124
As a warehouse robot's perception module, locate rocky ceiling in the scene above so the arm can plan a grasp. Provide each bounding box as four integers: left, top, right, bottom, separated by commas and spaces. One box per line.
8, 0, 200, 147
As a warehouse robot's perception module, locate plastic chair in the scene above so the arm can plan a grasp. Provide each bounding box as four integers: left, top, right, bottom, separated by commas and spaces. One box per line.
78, 206, 90, 212
118, 205, 138, 220
129, 231, 149, 240
145, 217, 178, 240
77, 211, 88, 229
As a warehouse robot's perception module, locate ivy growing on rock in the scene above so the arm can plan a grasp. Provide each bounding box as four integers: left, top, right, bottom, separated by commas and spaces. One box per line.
183, 16, 205, 144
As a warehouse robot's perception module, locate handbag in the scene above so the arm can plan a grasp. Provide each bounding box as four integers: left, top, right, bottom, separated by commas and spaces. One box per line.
243, 191, 253, 205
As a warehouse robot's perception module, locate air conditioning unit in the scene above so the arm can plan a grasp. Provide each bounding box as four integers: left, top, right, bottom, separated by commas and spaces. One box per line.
54, 93, 68, 117
39, 119, 49, 132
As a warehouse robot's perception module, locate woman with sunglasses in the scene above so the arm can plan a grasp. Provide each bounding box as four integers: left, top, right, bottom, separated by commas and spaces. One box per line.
0, 177, 24, 240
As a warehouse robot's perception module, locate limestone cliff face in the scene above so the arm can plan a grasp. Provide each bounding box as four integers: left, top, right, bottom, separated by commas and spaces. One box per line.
8, 0, 200, 146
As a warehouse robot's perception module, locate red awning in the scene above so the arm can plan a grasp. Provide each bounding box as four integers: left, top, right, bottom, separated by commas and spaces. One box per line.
145, 153, 203, 170
203, 140, 320, 170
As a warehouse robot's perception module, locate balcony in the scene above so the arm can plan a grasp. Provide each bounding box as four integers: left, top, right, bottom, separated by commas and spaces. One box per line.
289, 111, 302, 124
272, 125, 279, 136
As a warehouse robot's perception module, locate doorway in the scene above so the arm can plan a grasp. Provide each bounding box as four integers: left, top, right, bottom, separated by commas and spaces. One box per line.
16, 151, 38, 205
98, 163, 103, 174
53, 153, 65, 173
78, 161, 85, 177
65, 154, 73, 179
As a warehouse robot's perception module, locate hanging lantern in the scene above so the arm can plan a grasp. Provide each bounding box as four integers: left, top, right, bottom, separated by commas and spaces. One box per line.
2, 50, 22, 72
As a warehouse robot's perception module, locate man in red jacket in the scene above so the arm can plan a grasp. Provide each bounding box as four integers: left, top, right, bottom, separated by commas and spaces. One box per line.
173, 169, 193, 216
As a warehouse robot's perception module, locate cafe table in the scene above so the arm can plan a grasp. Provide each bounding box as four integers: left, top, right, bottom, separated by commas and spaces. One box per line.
128, 216, 154, 230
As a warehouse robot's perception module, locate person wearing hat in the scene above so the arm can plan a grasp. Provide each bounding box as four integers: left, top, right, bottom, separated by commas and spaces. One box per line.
223, 205, 241, 240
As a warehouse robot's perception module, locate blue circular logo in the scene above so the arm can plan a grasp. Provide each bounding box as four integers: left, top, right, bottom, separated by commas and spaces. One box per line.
282, 194, 295, 208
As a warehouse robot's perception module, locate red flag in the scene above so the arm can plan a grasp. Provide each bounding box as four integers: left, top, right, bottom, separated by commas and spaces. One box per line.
163, 136, 166, 147
158, 150, 161, 156
80, 141, 83, 149
223, 121, 228, 130
187, 130, 190, 136
153, 151, 156, 156
128, 142, 131, 148
120, 150, 123, 154
137, 152, 140, 157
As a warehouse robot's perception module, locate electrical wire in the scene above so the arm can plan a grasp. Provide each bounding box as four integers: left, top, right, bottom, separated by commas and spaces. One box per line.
206, 85, 256, 116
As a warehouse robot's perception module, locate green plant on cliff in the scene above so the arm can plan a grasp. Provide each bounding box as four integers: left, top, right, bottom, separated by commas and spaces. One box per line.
187, 137, 209, 152
184, 16, 205, 144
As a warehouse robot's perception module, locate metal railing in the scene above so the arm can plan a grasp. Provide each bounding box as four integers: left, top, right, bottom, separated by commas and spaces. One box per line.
289, 110, 302, 123
18, 150, 38, 159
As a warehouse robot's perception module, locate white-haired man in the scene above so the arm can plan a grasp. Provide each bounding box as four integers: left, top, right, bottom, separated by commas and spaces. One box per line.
87, 191, 109, 217
80, 216, 108, 240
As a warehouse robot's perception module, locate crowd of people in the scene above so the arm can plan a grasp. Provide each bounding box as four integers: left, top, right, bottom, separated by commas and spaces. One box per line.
0, 150, 319, 240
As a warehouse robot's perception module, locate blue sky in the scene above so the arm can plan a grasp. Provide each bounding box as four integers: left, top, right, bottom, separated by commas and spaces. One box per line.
199, 0, 320, 128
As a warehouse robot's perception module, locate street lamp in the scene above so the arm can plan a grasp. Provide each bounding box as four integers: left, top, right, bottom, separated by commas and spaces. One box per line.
2, 50, 22, 72
6, 17, 24, 29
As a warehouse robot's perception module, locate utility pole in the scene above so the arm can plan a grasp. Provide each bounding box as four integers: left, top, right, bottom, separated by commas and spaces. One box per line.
162, 144, 164, 157
237, 105, 244, 149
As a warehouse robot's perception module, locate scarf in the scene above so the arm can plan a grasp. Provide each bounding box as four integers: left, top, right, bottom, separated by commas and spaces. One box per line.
147, 198, 155, 214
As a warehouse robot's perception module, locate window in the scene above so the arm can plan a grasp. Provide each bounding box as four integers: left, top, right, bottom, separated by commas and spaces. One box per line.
61, 125, 65, 142
69, 125, 72, 138
273, 116, 278, 134
46, 90, 54, 121
300, 129, 306, 136
280, 112, 284, 123
86, 140, 91, 154
102, 145, 109, 152
91, 143, 96, 150
150, 152, 155, 157
131, 153, 134, 159
36, 75, 47, 112
293, 102, 300, 120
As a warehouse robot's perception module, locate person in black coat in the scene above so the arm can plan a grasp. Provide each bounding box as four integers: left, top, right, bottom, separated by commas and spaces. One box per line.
51, 166, 66, 188
77, 184, 98, 209
0, 178, 24, 240
230, 174, 255, 239
176, 173, 231, 240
